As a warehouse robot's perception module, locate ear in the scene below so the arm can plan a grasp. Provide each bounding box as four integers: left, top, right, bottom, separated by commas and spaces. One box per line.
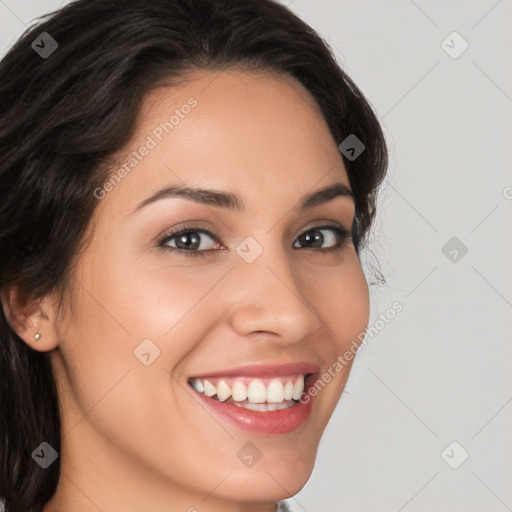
0, 284, 59, 352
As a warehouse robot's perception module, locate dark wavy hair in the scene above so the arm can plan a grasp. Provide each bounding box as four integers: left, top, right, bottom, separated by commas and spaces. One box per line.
0, 0, 388, 510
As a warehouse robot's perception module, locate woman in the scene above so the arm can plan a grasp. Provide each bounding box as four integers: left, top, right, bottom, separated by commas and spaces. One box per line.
0, 0, 387, 511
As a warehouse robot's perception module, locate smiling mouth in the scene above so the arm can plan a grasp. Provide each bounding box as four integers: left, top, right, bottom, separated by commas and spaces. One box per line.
188, 373, 313, 412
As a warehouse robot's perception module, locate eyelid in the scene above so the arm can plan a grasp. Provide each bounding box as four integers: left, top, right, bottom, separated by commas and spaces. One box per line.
296, 221, 345, 237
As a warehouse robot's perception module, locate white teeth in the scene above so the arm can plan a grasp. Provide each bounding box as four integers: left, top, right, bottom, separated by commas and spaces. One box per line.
203, 380, 217, 397
232, 381, 248, 401
247, 380, 267, 403
283, 381, 294, 400
292, 376, 304, 400
189, 374, 308, 406
216, 380, 232, 402
267, 379, 284, 403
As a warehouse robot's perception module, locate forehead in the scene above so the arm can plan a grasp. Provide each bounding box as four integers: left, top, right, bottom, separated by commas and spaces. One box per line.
100, 69, 349, 215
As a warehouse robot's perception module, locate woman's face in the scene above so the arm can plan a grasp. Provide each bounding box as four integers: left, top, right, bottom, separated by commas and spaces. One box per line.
48, 70, 370, 510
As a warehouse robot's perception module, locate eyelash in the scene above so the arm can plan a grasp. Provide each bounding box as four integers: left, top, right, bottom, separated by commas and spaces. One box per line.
157, 223, 352, 258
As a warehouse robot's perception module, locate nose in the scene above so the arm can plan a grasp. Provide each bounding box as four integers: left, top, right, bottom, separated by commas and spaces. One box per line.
223, 243, 324, 345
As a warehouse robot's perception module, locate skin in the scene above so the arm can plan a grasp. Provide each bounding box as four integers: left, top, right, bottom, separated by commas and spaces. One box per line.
3, 70, 370, 512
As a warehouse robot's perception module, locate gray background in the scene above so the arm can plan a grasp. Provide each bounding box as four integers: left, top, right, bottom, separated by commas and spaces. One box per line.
1, 1, 511, 511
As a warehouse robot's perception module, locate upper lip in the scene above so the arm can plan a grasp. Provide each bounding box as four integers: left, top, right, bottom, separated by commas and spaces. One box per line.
190, 362, 320, 379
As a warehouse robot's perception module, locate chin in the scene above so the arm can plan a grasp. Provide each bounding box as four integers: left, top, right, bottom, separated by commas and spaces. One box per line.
220, 461, 314, 502
224, 436, 319, 502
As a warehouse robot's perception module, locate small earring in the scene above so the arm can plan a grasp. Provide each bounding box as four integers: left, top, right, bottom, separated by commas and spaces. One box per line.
34, 333, 41, 341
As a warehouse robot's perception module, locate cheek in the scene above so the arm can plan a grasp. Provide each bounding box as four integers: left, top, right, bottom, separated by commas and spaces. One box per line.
72, 236, 229, 354
299, 252, 369, 423
302, 250, 370, 349
54, 250, 231, 441
335, 264, 369, 346
54, 259, 236, 487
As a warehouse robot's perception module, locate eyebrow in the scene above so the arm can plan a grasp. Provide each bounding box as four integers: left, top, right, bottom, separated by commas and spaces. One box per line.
131, 181, 354, 215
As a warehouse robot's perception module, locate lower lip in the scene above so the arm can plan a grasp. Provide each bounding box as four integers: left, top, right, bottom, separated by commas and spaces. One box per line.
191, 376, 318, 435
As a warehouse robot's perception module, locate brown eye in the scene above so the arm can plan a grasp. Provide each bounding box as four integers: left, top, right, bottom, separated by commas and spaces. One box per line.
170, 231, 204, 251
158, 225, 222, 257
293, 226, 349, 250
